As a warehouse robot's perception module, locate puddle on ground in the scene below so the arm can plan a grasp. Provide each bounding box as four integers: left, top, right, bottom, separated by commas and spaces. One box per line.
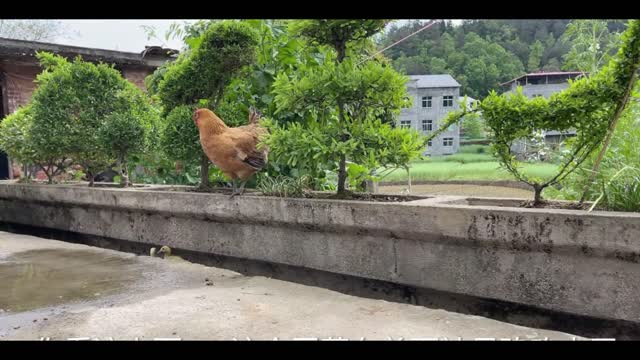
0, 248, 141, 313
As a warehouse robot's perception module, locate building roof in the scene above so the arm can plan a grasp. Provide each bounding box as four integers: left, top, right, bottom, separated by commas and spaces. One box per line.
408, 74, 461, 88
0, 37, 178, 69
499, 71, 586, 87
459, 96, 477, 103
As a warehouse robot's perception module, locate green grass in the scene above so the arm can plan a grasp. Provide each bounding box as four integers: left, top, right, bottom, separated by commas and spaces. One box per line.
459, 144, 490, 154
382, 159, 558, 182
437, 153, 495, 164
381, 148, 558, 183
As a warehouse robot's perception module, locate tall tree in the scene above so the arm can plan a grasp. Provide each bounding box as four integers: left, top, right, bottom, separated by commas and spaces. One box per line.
562, 20, 623, 73
527, 40, 544, 72
0, 20, 75, 42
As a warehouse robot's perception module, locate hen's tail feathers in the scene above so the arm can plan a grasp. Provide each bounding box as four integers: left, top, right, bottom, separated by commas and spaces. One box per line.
248, 107, 263, 125
243, 155, 267, 170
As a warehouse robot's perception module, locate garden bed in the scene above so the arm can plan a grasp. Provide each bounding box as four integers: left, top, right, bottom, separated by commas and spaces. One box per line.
447, 197, 597, 211
142, 185, 426, 203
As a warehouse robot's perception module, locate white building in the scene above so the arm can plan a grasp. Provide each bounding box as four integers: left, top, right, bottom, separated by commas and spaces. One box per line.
398, 74, 462, 156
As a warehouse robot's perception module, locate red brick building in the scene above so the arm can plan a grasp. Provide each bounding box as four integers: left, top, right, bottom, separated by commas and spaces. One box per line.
0, 37, 177, 179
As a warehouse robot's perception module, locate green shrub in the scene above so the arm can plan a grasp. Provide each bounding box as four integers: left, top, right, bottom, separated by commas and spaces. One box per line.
257, 174, 312, 198
28, 52, 156, 186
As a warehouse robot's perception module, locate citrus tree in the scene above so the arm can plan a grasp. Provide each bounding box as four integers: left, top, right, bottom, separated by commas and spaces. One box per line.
26, 52, 157, 186
155, 20, 259, 188
268, 20, 424, 195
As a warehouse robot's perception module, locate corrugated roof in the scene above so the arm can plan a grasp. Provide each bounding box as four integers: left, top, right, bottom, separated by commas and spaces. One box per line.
499, 71, 586, 86
408, 74, 461, 88
0, 37, 177, 68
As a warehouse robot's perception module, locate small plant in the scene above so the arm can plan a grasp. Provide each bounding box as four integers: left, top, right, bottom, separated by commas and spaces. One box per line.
257, 174, 312, 198
588, 165, 640, 212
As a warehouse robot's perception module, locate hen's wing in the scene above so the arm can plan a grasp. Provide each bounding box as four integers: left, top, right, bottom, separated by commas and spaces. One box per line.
228, 125, 269, 170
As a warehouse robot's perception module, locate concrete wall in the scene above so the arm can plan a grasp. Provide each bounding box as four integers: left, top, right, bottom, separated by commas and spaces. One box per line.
1, 182, 640, 323
0, 63, 152, 115
121, 66, 152, 91
508, 82, 570, 99
0, 63, 41, 114
399, 86, 461, 156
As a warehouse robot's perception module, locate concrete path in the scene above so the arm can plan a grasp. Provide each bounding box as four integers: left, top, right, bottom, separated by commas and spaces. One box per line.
0, 231, 581, 340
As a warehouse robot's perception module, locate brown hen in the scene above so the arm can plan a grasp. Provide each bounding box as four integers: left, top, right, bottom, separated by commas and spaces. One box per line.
192, 107, 268, 196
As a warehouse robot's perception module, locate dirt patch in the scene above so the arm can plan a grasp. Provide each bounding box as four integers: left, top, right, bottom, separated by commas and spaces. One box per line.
308, 191, 423, 202
380, 184, 533, 199
519, 200, 591, 210
155, 186, 424, 202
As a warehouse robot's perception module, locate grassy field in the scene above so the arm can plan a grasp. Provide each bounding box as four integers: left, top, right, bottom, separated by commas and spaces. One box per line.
381, 148, 558, 182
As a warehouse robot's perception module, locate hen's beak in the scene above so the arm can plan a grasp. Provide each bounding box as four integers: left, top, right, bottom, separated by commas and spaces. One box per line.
192, 111, 199, 124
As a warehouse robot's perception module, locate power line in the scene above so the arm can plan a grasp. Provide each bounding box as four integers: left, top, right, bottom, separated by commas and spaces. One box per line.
359, 20, 441, 65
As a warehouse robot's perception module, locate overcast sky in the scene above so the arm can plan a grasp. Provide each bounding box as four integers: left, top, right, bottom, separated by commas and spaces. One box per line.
54, 20, 196, 52
52, 20, 462, 53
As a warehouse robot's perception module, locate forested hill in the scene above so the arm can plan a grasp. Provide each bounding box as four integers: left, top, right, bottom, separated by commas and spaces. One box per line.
377, 20, 626, 98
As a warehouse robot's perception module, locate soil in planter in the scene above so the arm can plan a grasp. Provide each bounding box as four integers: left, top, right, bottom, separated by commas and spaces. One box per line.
309, 191, 424, 202
520, 200, 591, 210
160, 186, 423, 203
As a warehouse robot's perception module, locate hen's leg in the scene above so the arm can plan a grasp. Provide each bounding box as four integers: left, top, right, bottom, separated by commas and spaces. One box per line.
230, 179, 240, 198
237, 179, 248, 195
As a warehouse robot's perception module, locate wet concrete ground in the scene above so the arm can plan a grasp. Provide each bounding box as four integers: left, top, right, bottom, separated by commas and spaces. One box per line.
0, 231, 582, 340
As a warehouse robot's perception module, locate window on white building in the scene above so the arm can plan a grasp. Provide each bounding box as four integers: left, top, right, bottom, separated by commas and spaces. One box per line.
443, 95, 453, 107
422, 120, 433, 131
427, 140, 432, 147
443, 137, 454, 147
400, 120, 411, 129
421, 96, 432, 108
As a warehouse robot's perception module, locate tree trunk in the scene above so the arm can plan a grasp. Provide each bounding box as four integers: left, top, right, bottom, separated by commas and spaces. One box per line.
533, 184, 543, 205
88, 171, 94, 187
334, 42, 348, 196
200, 154, 210, 189
337, 154, 347, 195
336, 100, 349, 195
119, 155, 130, 188
336, 42, 346, 63
407, 168, 412, 194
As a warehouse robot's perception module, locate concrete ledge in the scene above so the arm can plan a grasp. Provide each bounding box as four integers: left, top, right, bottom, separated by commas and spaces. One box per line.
1, 182, 639, 323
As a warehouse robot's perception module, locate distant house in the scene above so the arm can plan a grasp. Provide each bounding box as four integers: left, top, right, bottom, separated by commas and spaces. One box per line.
500, 71, 586, 156
459, 96, 478, 111
0, 37, 178, 179
457, 96, 480, 139
500, 71, 585, 98
398, 74, 462, 156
